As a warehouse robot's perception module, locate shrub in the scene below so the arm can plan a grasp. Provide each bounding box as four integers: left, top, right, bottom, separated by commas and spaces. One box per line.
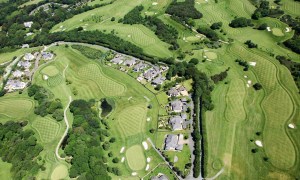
253, 83, 262, 90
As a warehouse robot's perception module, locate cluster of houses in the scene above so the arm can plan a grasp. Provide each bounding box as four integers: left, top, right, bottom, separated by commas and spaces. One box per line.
163, 85, 193, 151
4, 51, 54, 92
109, 53, 168, 87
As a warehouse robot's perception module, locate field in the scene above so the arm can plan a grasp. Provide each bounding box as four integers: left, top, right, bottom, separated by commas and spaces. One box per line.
0, 98, 34, 122
0, 159, 12, 180
126, 145, 146, 171
50, 0, 172, 58
50, 164, 68, 180
32, 116, 61, 143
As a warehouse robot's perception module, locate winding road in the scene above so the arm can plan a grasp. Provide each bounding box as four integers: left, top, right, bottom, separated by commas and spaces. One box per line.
55, 96, 72, 161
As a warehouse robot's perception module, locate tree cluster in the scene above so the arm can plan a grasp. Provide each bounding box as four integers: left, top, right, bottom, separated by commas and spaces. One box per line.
196, 27, 219, 41
64, 99, 119, 179
245, 40, 258, 48
0, 121, 44, 180
276, 55, 300, 92
211, 70, 228, 83
210, 22, 222, 30
235, 59, 249, 71
251, 1, 284, 20
28, 84, 64, 121
229, 17, 253, 28
166, 0, 203, 25
253, 83, 262, 90
281, 15, 300, 54
122, 5, 144, 25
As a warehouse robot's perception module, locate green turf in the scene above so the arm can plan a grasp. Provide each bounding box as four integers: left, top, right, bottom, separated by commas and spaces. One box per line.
50, 164, 68, 180
0, 98, 34, 121
41, 65, 60, 77
32, 116, 60, 143
0, 159, 12, 180
126, 145, 146, 171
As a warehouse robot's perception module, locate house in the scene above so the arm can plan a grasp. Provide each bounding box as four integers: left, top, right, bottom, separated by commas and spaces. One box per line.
170, 100, 183, 113
123, 59, 136, 67
137, 76, 144, 82
41, 52, 54, 60
169, 116, 184, 131
111, 57, 123, 65
164, 134, 183, 151
21, 44, 29, 48
143, 68, 159, 81
168, 87, 179, 97
26, 32, 34, 36
182, 120, 192, 129
133, 62, 147, 72
4, 80, 27, 92
152, 76, 165, 86
151, 174, 169, 180
24, 21, 33, 28
17, 61, 31, 69
12, 70, 24, 78
177, 85, 189, 96
160, 65, 169, 72
23, 53, 35, 61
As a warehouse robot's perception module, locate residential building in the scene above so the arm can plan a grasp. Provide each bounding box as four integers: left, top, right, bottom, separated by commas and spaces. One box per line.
169, 116, 184, 131
17, 61, 31, 69
168, 87, 179, 97
23, 53, 35, 61
4, 80, 27, 92
133, 62, 147, 72
123, 59, 136, 67
152, 76, 165, 86
111, 57, 123, 65
21, 44, 29, 48
170, 100, 183, 113
41, 52, 54, 60
164, 134, 183, 151
12, 70, 24, 78
143, 68, 159, 81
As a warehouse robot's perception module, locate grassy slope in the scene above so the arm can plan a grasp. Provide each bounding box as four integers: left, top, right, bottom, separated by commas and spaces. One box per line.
50, 0, 172, 58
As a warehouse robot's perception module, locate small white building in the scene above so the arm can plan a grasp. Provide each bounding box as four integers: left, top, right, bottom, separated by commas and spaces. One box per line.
12, 70, 24, 78
24, 21, 33, 28
23, 53, 35, 61
21, 44, 29, 48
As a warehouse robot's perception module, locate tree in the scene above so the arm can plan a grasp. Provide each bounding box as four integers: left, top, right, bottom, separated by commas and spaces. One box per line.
258, 23, 268, 30
189, 58, 199, 65
112, 157, 119, 163
109, 137, 116, 143
253, 83, 262, 90
149, 128, 155, 133
229, 17, 252, 28
210, 22, 222, 30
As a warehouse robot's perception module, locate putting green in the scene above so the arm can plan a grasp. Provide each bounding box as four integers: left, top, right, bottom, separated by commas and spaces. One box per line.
32, 117, 60, 143
204, 51, 218, 60
50, 165, 68, 180
0, 99, 33, 119
126, 145, 146, 171
118, 106, 147, 137
41, 65, 59, 77
272, 28, 284, 36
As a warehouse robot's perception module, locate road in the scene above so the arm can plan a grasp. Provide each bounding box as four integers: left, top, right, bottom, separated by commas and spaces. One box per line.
55, 96, 72, 161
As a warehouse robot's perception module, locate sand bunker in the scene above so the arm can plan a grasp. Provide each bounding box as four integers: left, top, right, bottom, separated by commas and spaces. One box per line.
142, 141, 148, 150
132, 172, 137, 176
267, 27, 271, 32
121, 157, 125, 163
120, 147, 125, 153
43, 75, 49, 80
285, 27, 291, 32
249, 62, 256, 66
152, 2, 158, 5
147, 117, 151, 122
255, 140, 263, 147
145, 164, 150, 171
288, 123, 295, 129
147, 157, 151, 163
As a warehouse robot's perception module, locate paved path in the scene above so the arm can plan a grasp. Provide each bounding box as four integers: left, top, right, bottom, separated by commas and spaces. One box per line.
55, 96, 72, 161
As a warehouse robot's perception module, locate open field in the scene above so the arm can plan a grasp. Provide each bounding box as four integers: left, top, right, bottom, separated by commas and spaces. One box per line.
118, 105, 147, 137
50, 0, 172, 58
126, 145, 146, 171
0, 98, 34, 121
32, 116, 61, 143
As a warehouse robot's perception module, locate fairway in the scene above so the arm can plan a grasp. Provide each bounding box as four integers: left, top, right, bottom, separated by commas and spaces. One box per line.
50, 165, 68, 180
0, 159, 12, 180
204, 51, 218, 60
32, 117, 60, 143
78, 63, 126, 96
126, 145, 146, 171
41, 65, 60, 77
47, 74, 63, 87
0, 99, 33, 120
118, 105, 147, 137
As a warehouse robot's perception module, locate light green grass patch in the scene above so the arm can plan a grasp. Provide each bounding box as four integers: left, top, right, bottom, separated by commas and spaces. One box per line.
204, 51, 218, 60
126, 145, 146, 171
50, 164, 68, 180
78, 63, 126, 96
41, 65, 59, 77
32, 116, 60, 143
118, 105, 147, 137
47, 74, 63, 87
186, 36, 201, 42
272, 28, 284, 36
0, 159, 12, 180
0, 99, 33, 120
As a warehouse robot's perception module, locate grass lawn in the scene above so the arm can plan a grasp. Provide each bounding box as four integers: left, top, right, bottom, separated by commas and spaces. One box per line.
32, 116, 61, 143
50, 164, 68, 180
41, 65, 60, 77
126, 145, 146, 171
0, 159, 12, 180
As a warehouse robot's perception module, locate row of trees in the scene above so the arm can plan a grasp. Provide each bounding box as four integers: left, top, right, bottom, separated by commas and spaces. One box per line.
251, 1, 284, 20
281, 15, 300, 54
0, 121, 44, 180
28, 84, 64, 121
